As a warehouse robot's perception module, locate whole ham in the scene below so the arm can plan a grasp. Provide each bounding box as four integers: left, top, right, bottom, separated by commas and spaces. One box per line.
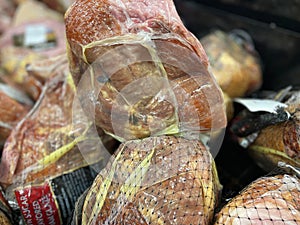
72, 136, 222, 225
65, 0, 227, 141
215, 174, 300, 224
0, 0, 67, 99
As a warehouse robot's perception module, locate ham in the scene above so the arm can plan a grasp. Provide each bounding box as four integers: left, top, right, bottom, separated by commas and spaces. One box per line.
73, 136, 221, 225
215, 174, 300, 224
65, 0, 227, 141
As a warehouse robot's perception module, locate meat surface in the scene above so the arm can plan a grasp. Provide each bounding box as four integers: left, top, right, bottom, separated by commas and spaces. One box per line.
65, 0, 227, 141
249, 90, 300, 171
0, 55, 114, 187
0, 55, 77, 186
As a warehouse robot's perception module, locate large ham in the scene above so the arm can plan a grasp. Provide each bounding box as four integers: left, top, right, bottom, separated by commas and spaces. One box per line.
65, 0, 227, 141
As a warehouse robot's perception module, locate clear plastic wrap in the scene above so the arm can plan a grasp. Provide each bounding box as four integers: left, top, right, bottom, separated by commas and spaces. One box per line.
0, 55, 117, 225
0, 82, 31, 145
64, 1, 228, 224
65, 0, 227, 153
0, 0, 66, 100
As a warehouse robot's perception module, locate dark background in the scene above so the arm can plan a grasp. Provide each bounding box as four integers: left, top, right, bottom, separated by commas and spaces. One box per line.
174, 0, 300, 91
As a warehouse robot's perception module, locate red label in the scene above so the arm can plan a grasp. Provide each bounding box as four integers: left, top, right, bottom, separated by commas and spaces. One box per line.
15, 182, 61, 225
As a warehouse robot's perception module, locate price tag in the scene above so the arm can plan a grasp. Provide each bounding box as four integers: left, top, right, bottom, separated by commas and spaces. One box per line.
234, 98, 288, 114
24, 25, 48, 46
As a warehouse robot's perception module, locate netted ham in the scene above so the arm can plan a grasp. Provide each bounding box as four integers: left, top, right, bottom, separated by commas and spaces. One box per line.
72, 136, 221, 225
215, 174, 300, 224
65, 0, 227, 141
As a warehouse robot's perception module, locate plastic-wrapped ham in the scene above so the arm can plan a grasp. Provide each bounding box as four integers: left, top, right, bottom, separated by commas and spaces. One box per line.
65, 0, 227, 141
0, 0, 66, 100
231, 89, 300, 172
0, 54, 116, 186
0, 54, 117, 225
201, 30, 262, 98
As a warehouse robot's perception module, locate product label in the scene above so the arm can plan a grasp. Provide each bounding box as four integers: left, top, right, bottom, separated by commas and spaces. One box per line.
15, 183, 61, 225
24, 25, 48, 46
13, 25, 57, 51
49, 166, 97, 222
14, 166, 98, 225
234, 98, 288, 114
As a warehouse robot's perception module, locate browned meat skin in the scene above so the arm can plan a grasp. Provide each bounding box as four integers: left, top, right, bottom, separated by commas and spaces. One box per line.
201, 30, 262, 98
248, 91, 300, 171
0, 57, 76, 186
65, 0, 208, 67
0, 55, 89, 186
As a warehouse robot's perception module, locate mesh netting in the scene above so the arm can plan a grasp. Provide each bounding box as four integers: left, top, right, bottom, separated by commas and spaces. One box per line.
214, 173, 300, 224
73, 135, 221, 225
